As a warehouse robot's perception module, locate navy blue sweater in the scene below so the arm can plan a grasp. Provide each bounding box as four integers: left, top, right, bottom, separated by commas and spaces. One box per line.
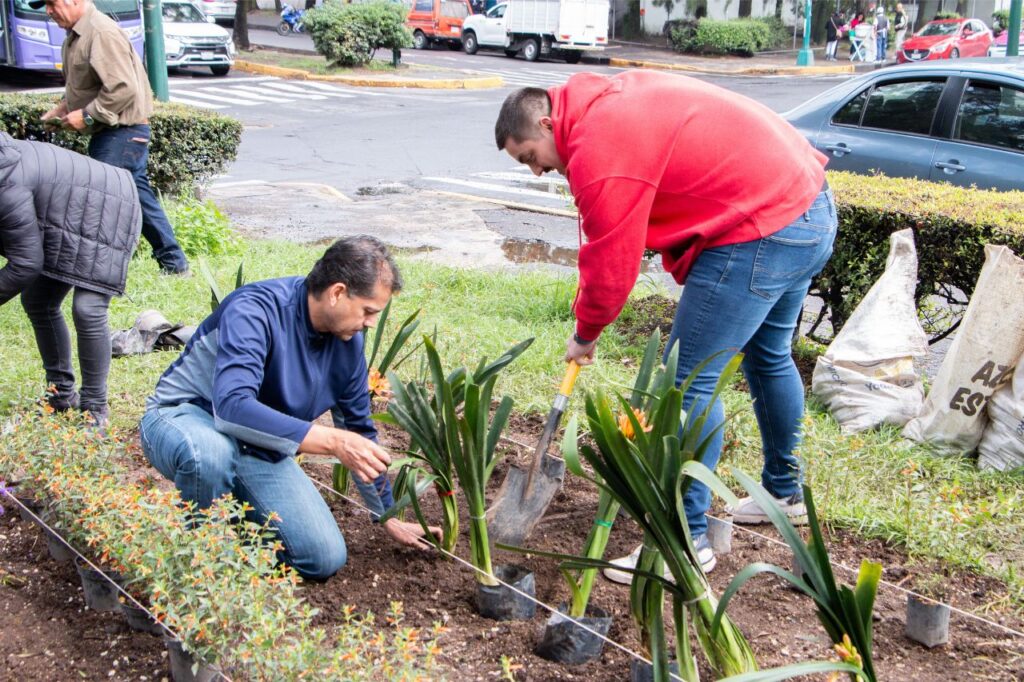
148, 276, 393, 511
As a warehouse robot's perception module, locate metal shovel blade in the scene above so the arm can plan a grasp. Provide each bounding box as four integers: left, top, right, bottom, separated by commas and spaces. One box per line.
487, 452, 566, 546
487, 361, 580, 547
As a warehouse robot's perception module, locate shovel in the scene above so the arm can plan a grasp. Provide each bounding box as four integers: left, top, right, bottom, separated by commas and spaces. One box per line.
487, 360, 581, 546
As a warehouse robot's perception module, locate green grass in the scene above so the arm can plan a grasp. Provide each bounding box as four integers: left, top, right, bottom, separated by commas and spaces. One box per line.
3, 237, 1022, 610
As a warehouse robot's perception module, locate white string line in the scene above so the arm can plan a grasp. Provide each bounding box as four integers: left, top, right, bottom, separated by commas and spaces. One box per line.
308, 477, 690, 680
0, 489, 234, 682
497, 434, 1024, 641
706, 514, 1024, 641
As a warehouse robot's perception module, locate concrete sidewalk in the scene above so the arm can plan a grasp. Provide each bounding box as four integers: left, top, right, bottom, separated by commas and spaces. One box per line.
240, 9, 879, 77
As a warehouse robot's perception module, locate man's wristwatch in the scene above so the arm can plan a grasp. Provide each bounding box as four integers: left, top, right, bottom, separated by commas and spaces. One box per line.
82, 110, 95, 127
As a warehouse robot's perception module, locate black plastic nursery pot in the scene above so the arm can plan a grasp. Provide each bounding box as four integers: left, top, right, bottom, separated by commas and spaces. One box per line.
165, 638, 218, 682
629, 658, 681, 682
42, 524, 74, 563
905, 594, 950, 648
122, 601, 165, 636
475, 564, 536, 621
535, 603, 612, 665
706, 515, 733, 554
13, 494, 42, 524
74, 556, 123, 612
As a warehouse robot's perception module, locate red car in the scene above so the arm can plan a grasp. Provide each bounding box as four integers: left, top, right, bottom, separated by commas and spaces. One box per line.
897, 18, 993, 63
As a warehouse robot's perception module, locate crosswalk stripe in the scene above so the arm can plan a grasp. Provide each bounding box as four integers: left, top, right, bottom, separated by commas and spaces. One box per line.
260, 81, 354, 98
422, 176, 565, 201
299, 81, 388, 96
228, 83, 326, 100
168, 95, 227, 109
168, 89, 263, 106
215, 86, 297, 102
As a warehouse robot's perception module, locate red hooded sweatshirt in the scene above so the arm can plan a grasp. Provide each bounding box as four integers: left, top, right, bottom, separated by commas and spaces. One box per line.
550, 71, 828, 341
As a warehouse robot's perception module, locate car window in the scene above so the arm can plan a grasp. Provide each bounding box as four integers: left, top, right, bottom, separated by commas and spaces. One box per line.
954, 80, 1024, 153
832, 88, 869, 126
440, 0, 468, 17
860, 79, 945, 135
919, 22, 960, 36
414, 0, 432, 12
493, 3, 505, 17
163, 2, 205, 22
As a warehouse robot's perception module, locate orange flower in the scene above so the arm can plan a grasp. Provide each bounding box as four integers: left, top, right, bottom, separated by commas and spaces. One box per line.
833, 633, 863, 668
617, 407, 651, 440
368, 369, 391, 398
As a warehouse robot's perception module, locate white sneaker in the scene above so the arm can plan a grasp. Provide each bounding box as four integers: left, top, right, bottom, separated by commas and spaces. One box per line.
727, 490, 807, 525
602, 537, 716, 585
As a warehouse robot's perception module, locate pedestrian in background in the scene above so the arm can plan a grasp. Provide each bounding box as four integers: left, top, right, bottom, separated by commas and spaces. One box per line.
894, 2, 909, 52
849, 11, 865, 58
494, 73, 837, 577
0, 133, 141, 431
826, 10, 845, 60
35, 0, 190, 276
875, 6, 890, 63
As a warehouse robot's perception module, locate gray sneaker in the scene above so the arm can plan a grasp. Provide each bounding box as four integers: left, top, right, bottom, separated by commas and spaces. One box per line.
602, 537, 716, 585
727, 489, 807, 525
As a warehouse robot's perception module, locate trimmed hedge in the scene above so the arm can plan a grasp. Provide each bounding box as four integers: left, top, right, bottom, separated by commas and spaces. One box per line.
305, 1, 411, 68
815, 171, 1024, 342
670, 17, 785, 57
0, 94, 242, 196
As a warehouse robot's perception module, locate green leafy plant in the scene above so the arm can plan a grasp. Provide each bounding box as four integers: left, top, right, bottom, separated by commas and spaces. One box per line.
378, 337, 533, 554
162, 194, 243, 259
305, 1, 412, 67
992, 9, 1009, 32
934, 11, 962, 19
670, 17, 784, 56
712, 475, 881, 682
197, 258, 245, 313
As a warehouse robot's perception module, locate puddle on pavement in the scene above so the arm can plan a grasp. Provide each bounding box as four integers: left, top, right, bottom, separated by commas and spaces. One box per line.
501, 238, 578, 266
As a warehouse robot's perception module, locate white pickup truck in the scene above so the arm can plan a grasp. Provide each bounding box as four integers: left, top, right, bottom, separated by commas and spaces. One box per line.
462, 0, 609, 63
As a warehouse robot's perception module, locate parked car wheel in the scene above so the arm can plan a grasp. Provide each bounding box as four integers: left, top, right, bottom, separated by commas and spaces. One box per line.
563, 50, 581, 64
413, 30, 429, 49
521, 37, 540, 61
950, 47, 960, 58
276, 21, 290, 36
463, 30, 479, 54
211, 65, 230, 76
504, 48, 517, 58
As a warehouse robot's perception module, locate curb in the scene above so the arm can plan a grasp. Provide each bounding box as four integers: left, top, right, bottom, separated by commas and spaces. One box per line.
607, 56, 855, 76
234, 59, 504, 89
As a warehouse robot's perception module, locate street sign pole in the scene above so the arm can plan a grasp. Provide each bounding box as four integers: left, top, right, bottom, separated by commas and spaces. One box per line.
142, 0, 169, 102
1008, 0, 1022, 57
796, 0, 814, 65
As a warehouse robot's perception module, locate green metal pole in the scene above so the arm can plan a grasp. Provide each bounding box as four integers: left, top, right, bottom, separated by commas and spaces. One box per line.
796, 0, 814, 65
142, 0, 169, 102
1008, 0, 1022, 57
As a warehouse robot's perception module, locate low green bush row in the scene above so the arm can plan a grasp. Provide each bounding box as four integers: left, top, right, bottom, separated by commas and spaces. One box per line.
0, 411, 439, 681
669, 17, 786, 57
305, 1, 411, 67
0, 94, 243, 196
818, 171, 1024, 341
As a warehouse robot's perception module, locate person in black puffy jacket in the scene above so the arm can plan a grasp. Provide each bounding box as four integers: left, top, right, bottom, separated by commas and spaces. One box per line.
0, 132, 141, 429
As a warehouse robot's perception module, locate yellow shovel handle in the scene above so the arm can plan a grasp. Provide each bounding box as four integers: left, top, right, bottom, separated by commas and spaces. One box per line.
560, 360, 582, 397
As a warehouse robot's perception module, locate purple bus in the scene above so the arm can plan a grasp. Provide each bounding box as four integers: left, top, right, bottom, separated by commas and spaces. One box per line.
0, 0, 143, 70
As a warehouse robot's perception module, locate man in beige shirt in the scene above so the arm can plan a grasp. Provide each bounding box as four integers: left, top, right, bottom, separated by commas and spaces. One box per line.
37, 0, 190, 275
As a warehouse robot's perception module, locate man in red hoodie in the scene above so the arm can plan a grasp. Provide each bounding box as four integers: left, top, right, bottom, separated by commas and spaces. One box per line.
495, 71, 837, 578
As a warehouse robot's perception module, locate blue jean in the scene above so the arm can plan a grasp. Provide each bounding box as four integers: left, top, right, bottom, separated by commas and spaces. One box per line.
670, 187, 837, 536
140, 403, 346, 579
876, 34, 888, 60
88, 125, 189, 273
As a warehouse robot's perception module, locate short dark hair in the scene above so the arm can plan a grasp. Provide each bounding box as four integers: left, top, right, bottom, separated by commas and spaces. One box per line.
495, 87, 551, 150
306, 235, 402, 298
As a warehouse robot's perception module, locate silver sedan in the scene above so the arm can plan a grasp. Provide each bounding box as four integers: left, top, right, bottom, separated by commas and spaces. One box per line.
784, 59, 1024, 192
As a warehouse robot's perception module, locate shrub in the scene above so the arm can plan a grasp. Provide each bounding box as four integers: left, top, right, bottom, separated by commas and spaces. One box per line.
992, 9, 1009, 32
305, 1, 412, 67
0, 410, 440, 680
670, 17, 784, 56
0, 94, 242, 196
812, 172, 1024, 343
934, 11, 962, 19
161, 194, 243, 258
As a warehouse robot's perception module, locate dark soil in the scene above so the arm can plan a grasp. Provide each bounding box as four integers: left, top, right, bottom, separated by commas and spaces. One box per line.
4, 413, 1023, 680
0, 510, 168, 681
298, 417, 1024, 681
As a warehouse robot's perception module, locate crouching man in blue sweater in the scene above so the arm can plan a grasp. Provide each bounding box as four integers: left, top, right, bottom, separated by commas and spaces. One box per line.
140, 236, 438, 580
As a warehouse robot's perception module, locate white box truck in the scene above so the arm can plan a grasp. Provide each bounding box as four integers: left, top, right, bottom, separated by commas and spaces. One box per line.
463, 0, 609, 62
